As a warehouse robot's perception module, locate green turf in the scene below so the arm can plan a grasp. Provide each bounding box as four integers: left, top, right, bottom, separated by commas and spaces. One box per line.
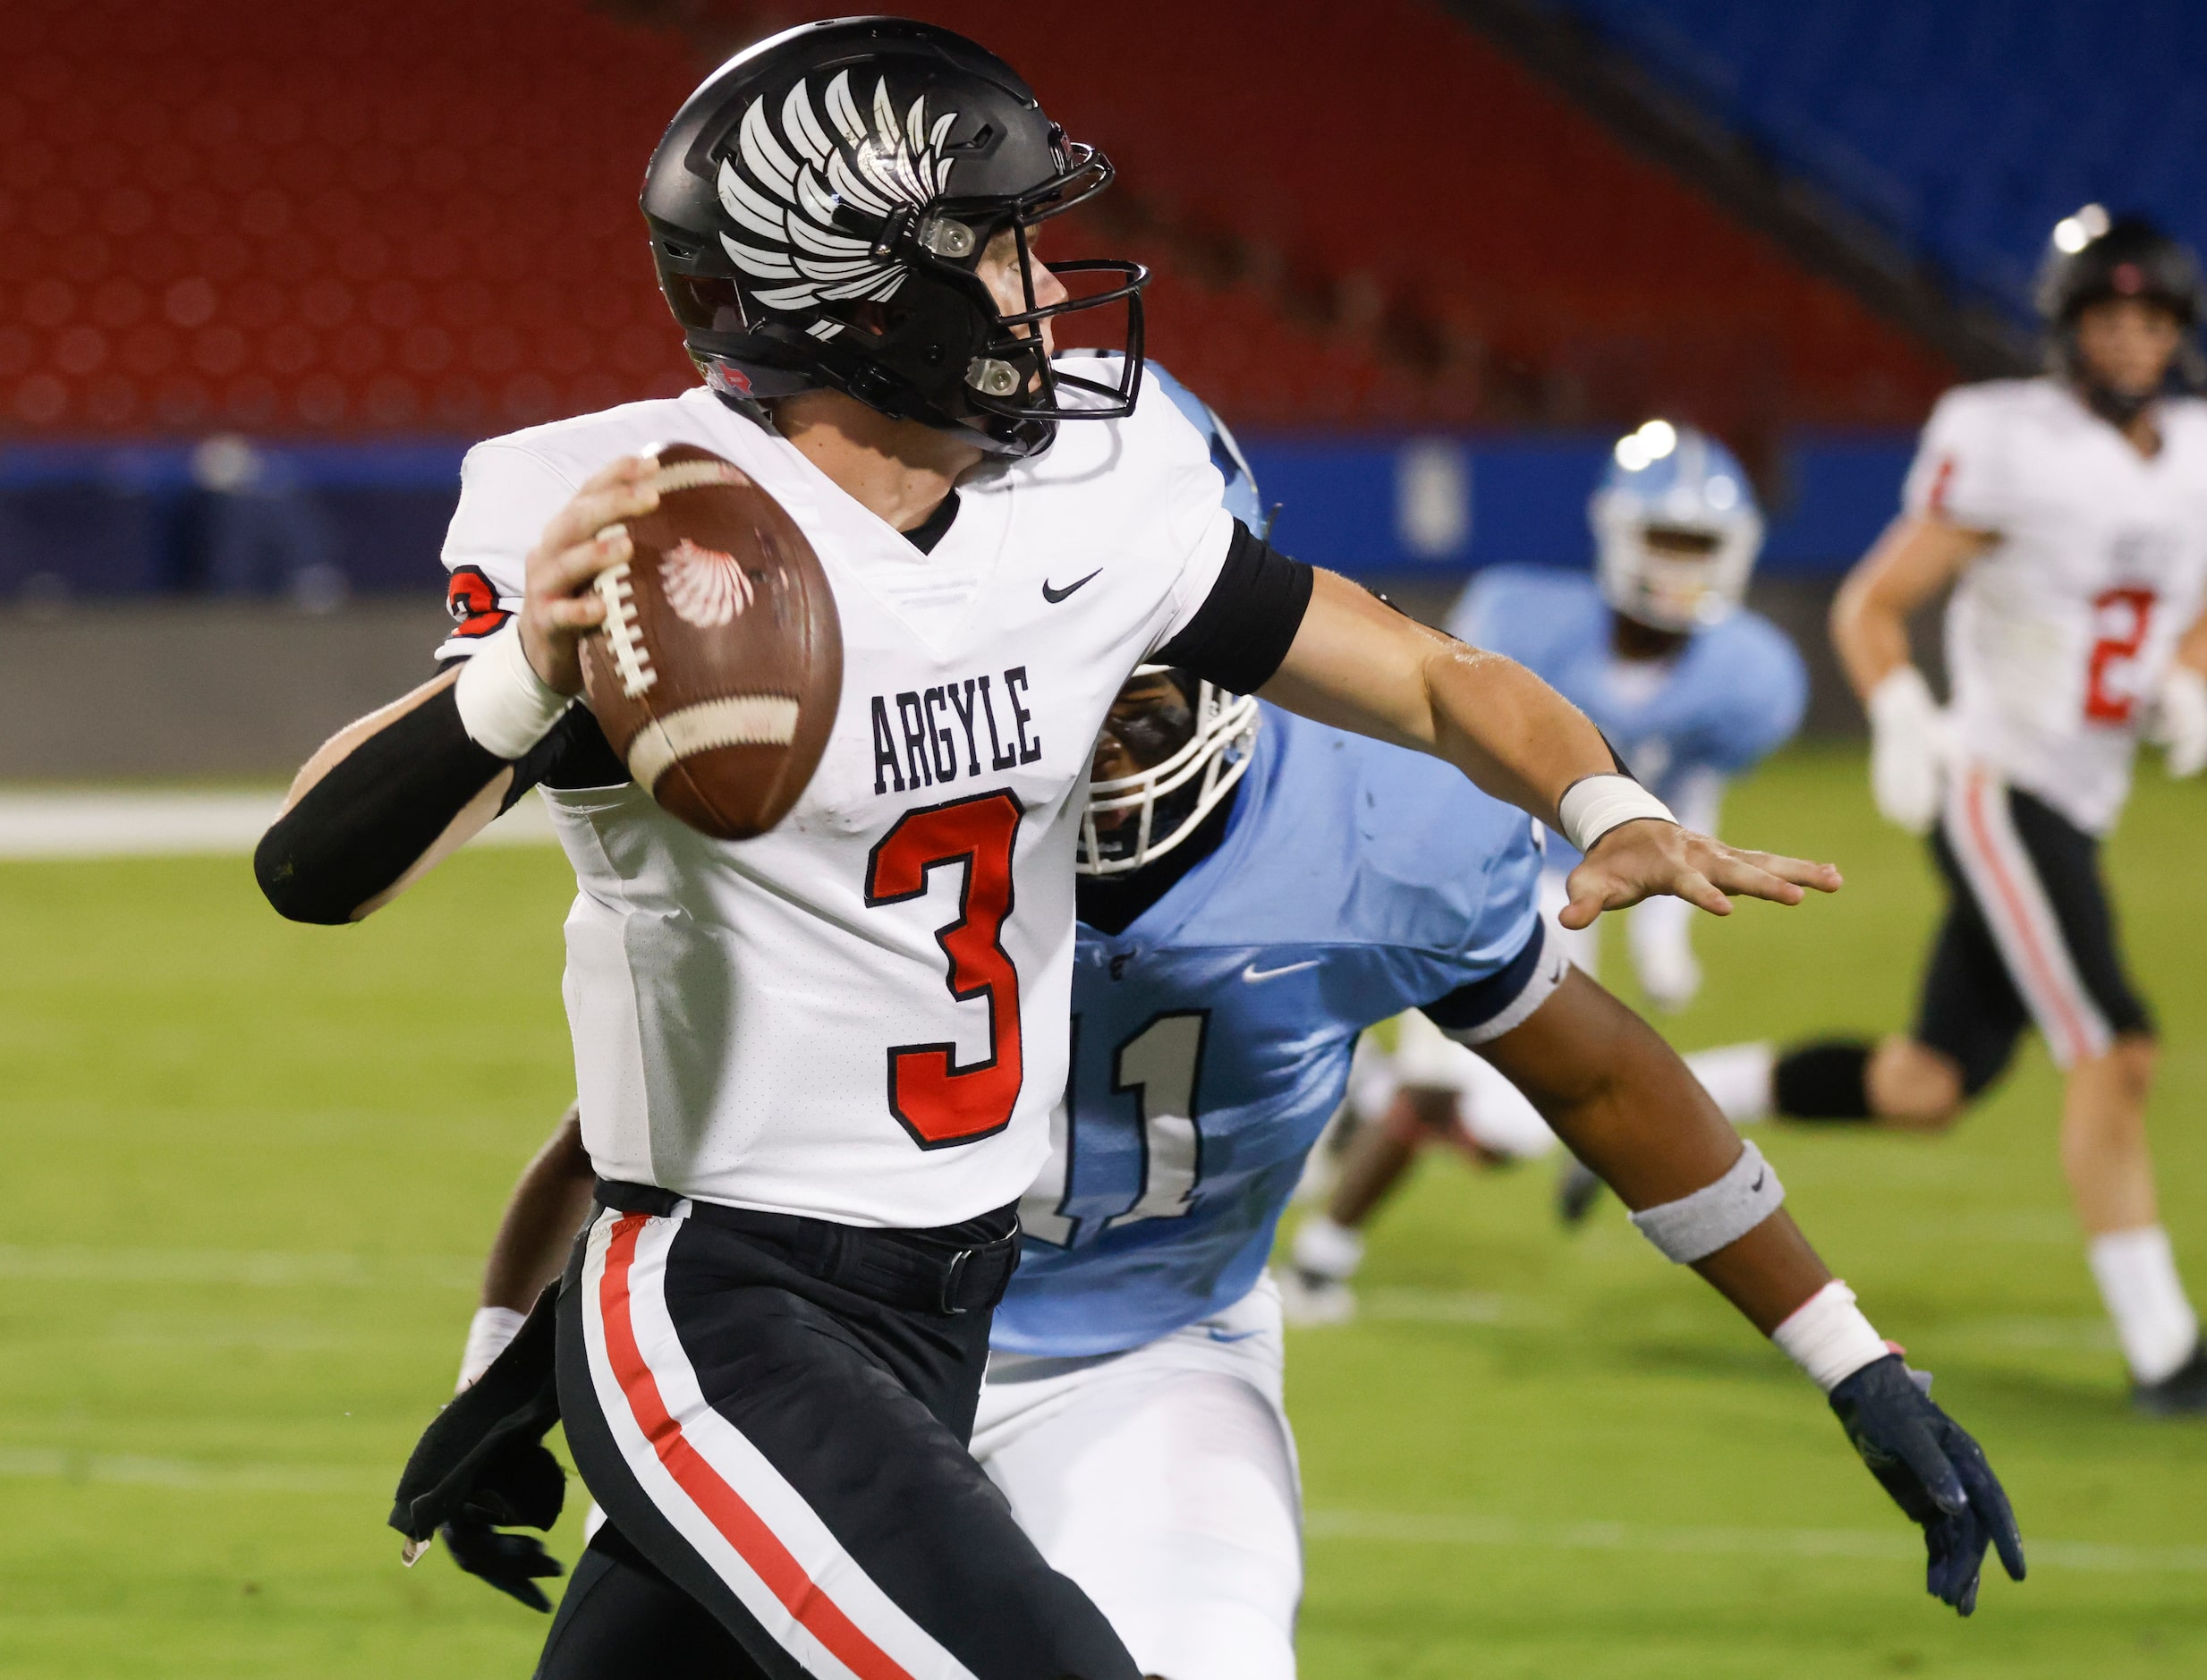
2, 745, 2203, 1676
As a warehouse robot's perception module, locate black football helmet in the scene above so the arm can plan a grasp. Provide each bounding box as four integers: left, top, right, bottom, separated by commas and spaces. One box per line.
2035, 208, 2206, 421
641, 16, 1147, 457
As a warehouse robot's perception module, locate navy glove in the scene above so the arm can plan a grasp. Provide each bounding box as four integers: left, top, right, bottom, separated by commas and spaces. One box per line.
440, 1515, 564, 1612
1829, 1353, 2025, 1615
392, 1285, 566, 1611
426, 1403, 569, 1611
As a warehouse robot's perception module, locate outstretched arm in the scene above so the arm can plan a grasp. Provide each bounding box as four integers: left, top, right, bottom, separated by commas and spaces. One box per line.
1261, 570, 1841, 925
1481, 969, 2026, 1614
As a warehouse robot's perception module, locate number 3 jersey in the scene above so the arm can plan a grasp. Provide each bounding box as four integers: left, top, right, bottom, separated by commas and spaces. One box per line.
1906, 377, 2207, 834
997, 705, 1553, 1358
435, 363, 1237, 1228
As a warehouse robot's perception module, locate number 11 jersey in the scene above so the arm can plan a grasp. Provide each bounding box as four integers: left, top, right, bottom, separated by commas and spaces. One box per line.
1906, 377, 2207, 834
437, 366, 1236, 1228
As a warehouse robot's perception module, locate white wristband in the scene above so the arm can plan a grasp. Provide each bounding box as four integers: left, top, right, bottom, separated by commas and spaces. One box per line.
453, 620, 573, 761
1557, 773, 1676, 853
1772, 1280, 1892, 1392
457, 1304, 529, 1392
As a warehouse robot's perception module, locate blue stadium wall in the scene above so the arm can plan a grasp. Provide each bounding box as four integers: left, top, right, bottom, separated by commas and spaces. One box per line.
0, 432, 1915, 602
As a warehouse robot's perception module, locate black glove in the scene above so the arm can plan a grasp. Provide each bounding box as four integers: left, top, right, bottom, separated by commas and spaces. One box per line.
1829, 1353, 2026, 1615
392, 1285, 566, 1610
440, 1515, 564, 1612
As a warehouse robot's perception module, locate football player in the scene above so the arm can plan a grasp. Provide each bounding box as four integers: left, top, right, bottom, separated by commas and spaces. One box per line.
1666, 211, 2207, 1416
255, 21, 1839, 1676
431, 380, 2020, 1666
1291, 423, 1807, 1311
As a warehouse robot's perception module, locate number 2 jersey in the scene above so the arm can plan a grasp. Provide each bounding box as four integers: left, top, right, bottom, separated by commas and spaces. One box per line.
1907, 377, 2207, 835
997, 704, 1556, 1357
435, 362, 1244, 1229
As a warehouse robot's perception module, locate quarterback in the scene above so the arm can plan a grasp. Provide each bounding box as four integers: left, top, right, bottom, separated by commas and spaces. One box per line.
1684, 213, 2207, 1415
428, 382, 2019, 1673
1293, 423, 1807, 1307
258, 20, 1838, 1679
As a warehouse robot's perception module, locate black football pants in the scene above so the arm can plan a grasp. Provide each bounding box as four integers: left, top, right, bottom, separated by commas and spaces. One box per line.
536, 1182, 1138, 1680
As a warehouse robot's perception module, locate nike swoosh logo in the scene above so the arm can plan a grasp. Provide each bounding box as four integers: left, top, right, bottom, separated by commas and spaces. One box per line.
1206, 1327, 1261, 1344
1041, 569, 1102, 603
1750, 1170, 1766, 1192
1242, 959, 1319, 983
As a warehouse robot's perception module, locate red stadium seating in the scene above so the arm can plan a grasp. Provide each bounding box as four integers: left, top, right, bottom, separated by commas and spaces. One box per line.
0, 0, 1951, 440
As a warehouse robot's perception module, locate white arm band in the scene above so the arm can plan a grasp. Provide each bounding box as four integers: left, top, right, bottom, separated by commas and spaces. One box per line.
1557, 773, 1676, 853
453, 620, 573, 761
456, 1304, 529, 1392
1771, 1280, 1892, 1392
1627, 1139, 1784, 1263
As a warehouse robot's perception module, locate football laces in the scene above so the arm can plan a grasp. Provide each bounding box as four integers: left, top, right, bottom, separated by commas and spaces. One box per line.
649, 458, 745, 497
592, 562, 658, 698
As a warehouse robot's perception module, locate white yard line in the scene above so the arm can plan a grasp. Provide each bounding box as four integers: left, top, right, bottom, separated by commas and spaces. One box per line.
1305, 1508, 2207, 1575
0, 1447, 374, 1496
0, 788, 557, 859
0, 1245, 475, 1289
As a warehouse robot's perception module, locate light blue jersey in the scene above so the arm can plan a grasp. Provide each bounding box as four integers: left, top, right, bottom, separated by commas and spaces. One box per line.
1449, 566, 1807, 863
995, 706, 1547, 1357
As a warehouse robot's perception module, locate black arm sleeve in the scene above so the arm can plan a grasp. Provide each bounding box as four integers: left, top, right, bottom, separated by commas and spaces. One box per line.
1152, 520, 1314, 694
253, 681, 508, 925
255, 674, 633, 926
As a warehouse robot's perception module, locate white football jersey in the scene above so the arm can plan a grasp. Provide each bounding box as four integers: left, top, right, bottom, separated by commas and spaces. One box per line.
1906, 378, 2207, 833
437, 363, 1236, 1226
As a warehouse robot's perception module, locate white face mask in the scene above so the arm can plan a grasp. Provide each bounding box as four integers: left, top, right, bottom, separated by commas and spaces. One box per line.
1077, 668, 1261, 877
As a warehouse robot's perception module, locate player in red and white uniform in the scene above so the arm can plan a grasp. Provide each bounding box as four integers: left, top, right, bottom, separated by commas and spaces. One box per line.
257, 20, 1848, 1678
1681, 211, 2207, 1414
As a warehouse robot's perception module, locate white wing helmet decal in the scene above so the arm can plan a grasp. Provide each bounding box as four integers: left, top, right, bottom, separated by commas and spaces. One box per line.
717, 70, 960, 339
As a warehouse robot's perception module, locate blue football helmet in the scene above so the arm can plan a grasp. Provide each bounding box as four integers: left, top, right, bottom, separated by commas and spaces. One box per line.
1076, 363, 1261, 876
1590, 420, 1765, 632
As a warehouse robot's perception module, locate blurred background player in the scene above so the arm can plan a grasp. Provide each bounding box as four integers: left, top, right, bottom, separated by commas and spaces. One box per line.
1670, 211, 2207, 1415
433, 380, 2017, 1651
1289, 422, 1806, 1319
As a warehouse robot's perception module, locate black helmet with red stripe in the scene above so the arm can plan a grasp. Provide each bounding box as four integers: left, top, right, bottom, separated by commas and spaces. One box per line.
2035, 207, 2206, 420
641, 16, 1146, 458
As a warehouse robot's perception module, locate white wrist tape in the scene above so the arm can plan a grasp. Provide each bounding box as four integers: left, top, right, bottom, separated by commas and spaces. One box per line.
453, 620, 573, 761
1558, 773, 1676, 853
1628, 1139, 1784, 1263
1772, 1280, 1892, 1392
457, 1304, 529, 1392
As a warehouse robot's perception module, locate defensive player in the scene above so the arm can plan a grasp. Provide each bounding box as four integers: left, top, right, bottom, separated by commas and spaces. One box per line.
431, 384, 2021, 1667
256, 21, 1840, 1676
1672, 212, 2207, 1416
1293, 423, 1807, 1311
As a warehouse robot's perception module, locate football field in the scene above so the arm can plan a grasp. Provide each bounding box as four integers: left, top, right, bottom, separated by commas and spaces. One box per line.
3, 744, 2203, 1678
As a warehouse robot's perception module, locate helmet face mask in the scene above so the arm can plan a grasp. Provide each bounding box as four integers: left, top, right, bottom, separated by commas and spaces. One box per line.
1591, 422, 1764, 634
1079, 668, 1260, 876
642, 19, 1149, 457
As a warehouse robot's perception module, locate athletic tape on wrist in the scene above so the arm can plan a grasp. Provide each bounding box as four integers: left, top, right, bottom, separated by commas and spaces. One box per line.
1557, 773, 1676, 854
453, 620, 573, 761
457, 1304, 529, 1393
1627, 1139, 1784, 1263
1771, 1279, 1891, 1392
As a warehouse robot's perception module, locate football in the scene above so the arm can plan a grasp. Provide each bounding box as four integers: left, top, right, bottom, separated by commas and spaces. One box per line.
578, 443, 843, 840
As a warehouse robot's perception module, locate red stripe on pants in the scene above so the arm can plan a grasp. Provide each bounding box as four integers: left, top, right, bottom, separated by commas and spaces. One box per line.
1961, 774, 2092, 1063
598, 1211, 917, 1680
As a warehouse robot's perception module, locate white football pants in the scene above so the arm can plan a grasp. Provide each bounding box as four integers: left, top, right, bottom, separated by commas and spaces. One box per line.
972, 1276, 1302, 1680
